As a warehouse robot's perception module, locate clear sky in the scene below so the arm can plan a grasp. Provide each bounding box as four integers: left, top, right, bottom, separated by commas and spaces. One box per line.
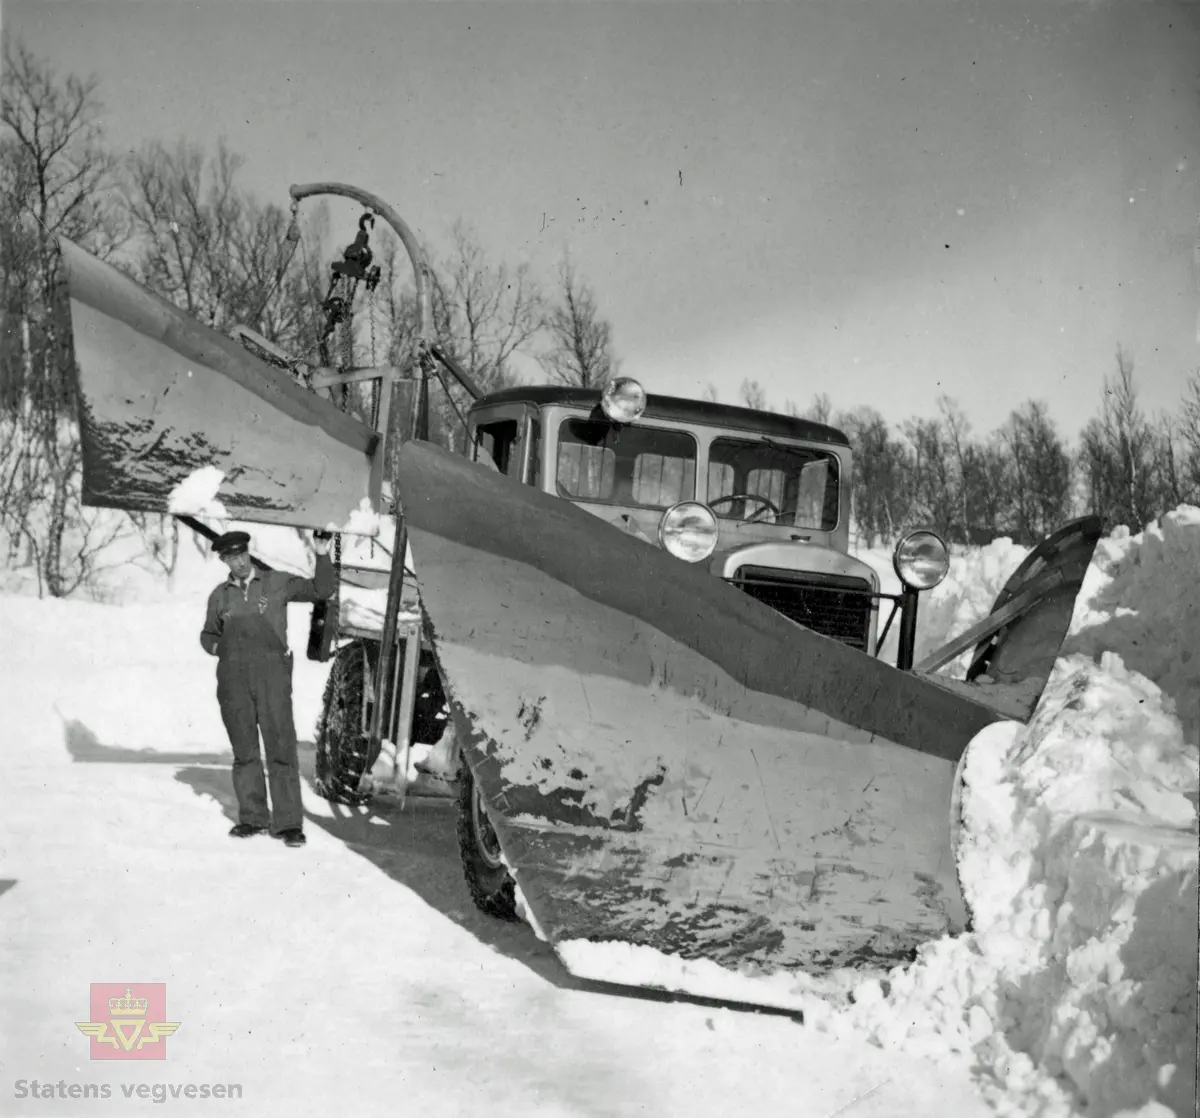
7, 0, 1200, 438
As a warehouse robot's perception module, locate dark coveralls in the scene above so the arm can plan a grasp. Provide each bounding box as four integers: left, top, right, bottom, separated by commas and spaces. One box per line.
200, 556, 335, 832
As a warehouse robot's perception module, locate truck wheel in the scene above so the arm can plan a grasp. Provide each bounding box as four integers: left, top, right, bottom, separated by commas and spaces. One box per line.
314, 640, 379, 806
455, 762, 518, 920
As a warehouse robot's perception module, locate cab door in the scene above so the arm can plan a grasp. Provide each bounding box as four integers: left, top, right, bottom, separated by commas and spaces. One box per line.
467, 404, 541, 486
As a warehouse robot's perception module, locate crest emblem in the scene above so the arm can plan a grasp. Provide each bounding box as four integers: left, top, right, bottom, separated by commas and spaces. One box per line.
75, 984, 180, 1060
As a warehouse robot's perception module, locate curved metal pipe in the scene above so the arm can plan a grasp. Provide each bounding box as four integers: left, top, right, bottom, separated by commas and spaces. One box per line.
288, 182, 432, 772
288, 182, 432, 346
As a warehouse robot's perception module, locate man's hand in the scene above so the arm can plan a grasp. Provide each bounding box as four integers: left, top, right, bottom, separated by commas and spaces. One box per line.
313, 530, 333, 557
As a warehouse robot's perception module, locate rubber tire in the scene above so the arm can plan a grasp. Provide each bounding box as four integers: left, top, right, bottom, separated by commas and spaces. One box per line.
412, 654, 450, 746
455, 762, 518, 921
314, 640, 379, 806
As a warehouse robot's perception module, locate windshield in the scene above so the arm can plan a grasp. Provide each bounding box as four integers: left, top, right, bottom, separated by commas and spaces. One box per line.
707, 437, 839, 530
556, 419, 697, 509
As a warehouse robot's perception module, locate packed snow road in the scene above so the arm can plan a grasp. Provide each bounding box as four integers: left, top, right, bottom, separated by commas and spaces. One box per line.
0, 595, 991, 1118
1, 505, 1197, 1117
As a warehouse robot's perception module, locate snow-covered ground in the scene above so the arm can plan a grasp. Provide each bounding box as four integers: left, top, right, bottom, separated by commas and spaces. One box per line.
1, 508, 1196, 1116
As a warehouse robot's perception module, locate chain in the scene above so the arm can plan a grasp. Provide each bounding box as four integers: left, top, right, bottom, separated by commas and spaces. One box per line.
367, 285, 381, 429
338, 293, 355, 412
331, 525, 343, 633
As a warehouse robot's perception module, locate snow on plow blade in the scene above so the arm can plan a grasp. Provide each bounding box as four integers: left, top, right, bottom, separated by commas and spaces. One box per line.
57, 237, 383, 534
397, 442, 1029, 999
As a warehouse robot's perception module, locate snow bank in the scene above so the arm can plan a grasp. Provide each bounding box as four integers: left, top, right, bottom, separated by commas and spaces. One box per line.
823, 660, 1198, 1113
1062, 506, 1200, 744
829, 508, 1200, 1117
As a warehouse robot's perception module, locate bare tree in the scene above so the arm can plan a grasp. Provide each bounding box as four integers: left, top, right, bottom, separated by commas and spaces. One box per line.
122, 138, 310, 340
1078, 350, 1159, 532
835, 406, 915, 548
998, 400, 1072, 543
960, 437, 1012, 544
937, 397, 972, 543
127, 511, 183, 585
805, 392, 834, 424
2, 39, 123, 411
1152, 369, 1200, 508
539, 256, 616, 388
1, 40, 131, 596
376, 221, 546, 457
739, 378, 768, 410
1181, 370, 1200, 499
431, 220, 544, 394
903, 415, 959, 541
701, 382, 720, 403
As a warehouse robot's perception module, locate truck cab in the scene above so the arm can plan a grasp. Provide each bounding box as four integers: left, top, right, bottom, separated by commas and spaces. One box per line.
464, 378, 947, 661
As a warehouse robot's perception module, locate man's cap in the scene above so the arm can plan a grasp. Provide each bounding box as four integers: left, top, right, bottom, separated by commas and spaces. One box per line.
212, 530, 251, 558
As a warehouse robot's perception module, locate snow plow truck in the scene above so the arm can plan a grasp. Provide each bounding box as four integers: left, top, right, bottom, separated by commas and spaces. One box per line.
55, 182, 1102, 1004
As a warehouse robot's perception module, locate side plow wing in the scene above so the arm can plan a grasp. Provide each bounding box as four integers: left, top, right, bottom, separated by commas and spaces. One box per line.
396, 442, 1025, 999
57, 237, 383, 534
913, 515, 1105, 721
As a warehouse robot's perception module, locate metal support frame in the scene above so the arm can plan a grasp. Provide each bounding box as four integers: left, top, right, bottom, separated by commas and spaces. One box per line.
289, 182, 435, 790
895, 587, 920, 672
393, 618, 423, 807
228, 325, 294, 365
874, 596, 901, 654
283, 185, 490, 800
308, 365, 411, 390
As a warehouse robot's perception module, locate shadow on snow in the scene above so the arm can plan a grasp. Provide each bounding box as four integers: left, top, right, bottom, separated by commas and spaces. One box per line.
63, 716, 233, 767
59, 716, 803, 1022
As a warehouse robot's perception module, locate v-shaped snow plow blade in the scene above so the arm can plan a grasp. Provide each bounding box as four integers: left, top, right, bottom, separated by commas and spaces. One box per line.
396, 442, 1059, 1002
58, 237, 383, 534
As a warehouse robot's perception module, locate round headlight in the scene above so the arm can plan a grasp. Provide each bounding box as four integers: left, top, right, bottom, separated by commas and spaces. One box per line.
601, 377, 647, 424
893, 529, 950, 591
658, 502, 719, 563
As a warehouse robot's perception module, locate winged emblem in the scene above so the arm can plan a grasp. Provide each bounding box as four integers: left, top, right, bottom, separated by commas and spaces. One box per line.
75, 1020, 181, 1050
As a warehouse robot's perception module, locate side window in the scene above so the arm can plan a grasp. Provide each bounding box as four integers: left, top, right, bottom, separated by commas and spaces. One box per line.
556, 419, 697, 508
475, 420, 520, 477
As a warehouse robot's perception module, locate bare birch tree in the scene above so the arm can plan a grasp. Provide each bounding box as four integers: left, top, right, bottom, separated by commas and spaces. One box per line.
539, 257, 617, 388
1, 39, 132, 596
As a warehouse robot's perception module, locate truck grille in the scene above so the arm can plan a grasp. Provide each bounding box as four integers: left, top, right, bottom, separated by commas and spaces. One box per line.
728, 567, 874, 651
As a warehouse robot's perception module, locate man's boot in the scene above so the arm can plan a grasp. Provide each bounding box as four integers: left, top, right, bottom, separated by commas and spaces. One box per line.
229, 823, 267, 838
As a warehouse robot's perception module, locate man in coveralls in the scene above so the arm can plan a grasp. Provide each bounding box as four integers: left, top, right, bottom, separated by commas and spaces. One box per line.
200, 529, 336, 846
